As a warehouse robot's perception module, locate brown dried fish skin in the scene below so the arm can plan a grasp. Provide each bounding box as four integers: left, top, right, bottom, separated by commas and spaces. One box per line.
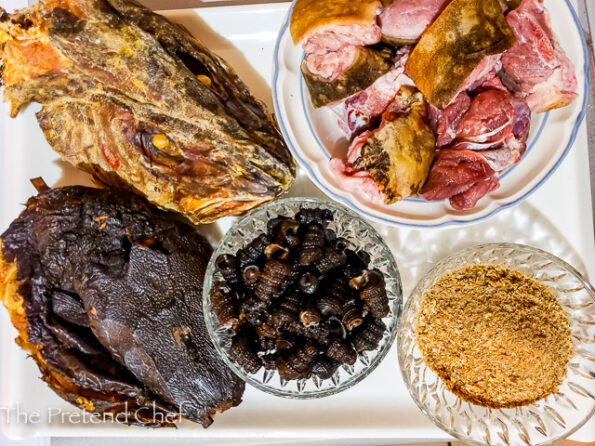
0, 0, 295, 224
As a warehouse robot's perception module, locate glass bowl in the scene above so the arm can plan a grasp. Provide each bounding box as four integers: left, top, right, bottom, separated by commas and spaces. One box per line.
203, 197, 403, 399
398, 243, 595, 446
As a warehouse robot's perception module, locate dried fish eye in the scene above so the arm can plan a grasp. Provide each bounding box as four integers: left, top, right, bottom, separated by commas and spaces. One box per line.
349, 270, 369, 290
351, 317, 386, 353
237, 233, 270, 266
327, 315, 348, 340
341, 298, 364, 331
299, 272, 319, 294
271, 293, 301, 328
264, 243, 290, 260
216, 254, 241, 286
242, 265, 261, 288
152, 133, 169, 150
211, 283, 238, 328
299, 224, 325, 266
359, 270, 389, 318
299, 300, 321, 327
276, 342, 318, 380
254, 258, 294, 301
296, 208, 333, 227
326, 338, 357, 365
315, 247, 348, 274
310, 356, 339, 379
229, 336, 261, 374
139, 131, 183, 167
196, 74, 212, 87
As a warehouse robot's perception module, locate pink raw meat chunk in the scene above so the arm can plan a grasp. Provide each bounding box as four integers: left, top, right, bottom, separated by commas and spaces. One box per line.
379, 0, 451, 42
449, 175, 500, 210
501, 0, 578, 112
302, 19, 382, 81
304, 46, 359, 81
459, 54, 503, 94
303, 24, 382, 55
431, 86, 531, 172
455, 90, 515, 144
328, 158, 385, 203
419, 149, 499, 210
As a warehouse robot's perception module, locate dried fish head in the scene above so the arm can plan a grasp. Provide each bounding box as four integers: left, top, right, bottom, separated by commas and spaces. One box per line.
0, 0, 295, 224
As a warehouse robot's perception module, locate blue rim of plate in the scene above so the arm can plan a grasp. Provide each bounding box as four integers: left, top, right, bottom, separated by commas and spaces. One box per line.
272, 0, 590, 228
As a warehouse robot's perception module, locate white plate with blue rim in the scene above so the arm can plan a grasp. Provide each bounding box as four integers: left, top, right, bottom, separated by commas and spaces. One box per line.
272, 0, 589, 228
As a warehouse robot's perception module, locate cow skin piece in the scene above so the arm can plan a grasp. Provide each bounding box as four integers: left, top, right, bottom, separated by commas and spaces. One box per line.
330, 87, 435, 204
501, 0, 578, 112
379, 0, 451, 43
331, 47, 412, 135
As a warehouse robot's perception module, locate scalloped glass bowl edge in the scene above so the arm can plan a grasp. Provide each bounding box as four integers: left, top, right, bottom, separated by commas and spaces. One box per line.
397, 243, 595, 446
203, 197, 403, 399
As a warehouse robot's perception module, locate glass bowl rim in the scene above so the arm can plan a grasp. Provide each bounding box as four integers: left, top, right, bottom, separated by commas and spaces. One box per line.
203, 196, 403, 399
397, 242, 595, 446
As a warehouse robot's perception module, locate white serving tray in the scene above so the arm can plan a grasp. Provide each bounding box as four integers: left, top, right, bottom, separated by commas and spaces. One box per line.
0, 1, 594, 442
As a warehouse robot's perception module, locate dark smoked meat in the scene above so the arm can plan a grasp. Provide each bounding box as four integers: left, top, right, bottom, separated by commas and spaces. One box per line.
0, 0, 295, 224
0, 186, 244, 427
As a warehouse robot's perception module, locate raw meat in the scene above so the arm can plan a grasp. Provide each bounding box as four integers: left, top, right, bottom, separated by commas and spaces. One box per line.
290, 0, 382, 47
331, 87, 435, 203
460, 55, 503, 93
302, 45, 396, 107
379, 0, 451, 43
304, 46, 360, 80
406, 0, 516, 109
449, 175, 500, 210
431, 85, 531, 172
329, 158, 386, 203
432, 93, 473, 148
331, 47, 411, 135
292, 0, 383, 82
419, 149, 499, 210
302, 25, 382, 55
501, 0, 578, 112
455, 90, 515, 143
